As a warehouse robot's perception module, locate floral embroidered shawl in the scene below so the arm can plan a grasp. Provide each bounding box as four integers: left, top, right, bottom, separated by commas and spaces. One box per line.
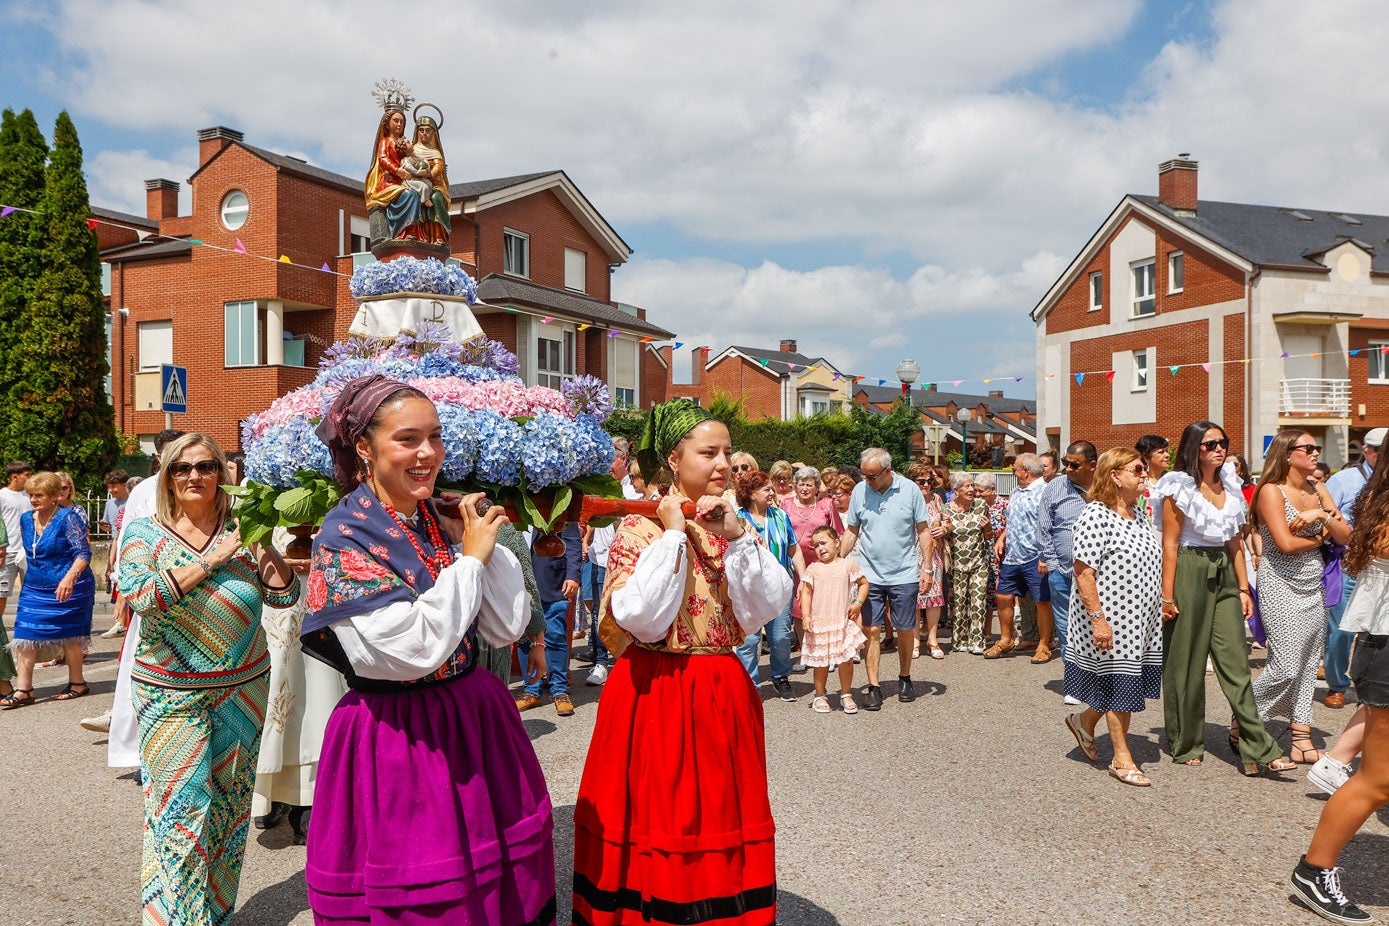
302, 483, 476, 682
597, 510, 744, 659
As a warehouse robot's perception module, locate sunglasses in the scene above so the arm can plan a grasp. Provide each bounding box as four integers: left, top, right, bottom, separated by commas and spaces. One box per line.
914, 478, 933, 486
1127, 463, 1147, 475
1063, 459, 1085, 470
1200, 438, 1231, 451
732, 464, 752, 472
1291, 443, 1322, 455
170, 460, 222, 479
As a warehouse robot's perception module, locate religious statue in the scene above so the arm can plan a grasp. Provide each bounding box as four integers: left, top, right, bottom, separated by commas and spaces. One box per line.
364, 79, 451, 258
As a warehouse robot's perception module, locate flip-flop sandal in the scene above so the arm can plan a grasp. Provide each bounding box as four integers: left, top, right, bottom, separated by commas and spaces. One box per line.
1065, 712, 1099, 761
809, 695, 831, 714
839, 694, 858, 715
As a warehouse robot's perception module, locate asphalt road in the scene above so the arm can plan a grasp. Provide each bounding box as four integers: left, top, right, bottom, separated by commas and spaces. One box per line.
1, 605, 1385, 926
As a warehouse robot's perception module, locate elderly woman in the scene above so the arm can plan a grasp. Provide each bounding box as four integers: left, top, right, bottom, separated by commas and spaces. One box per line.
1063, 448, 1165, 786
734, 469, 806, 700
945, 472, 993, 654
724, 452, 759, 507
907, 461, 949, 659
768, 460, 795, 505
785, 465, 843, 570
572, 400, 792, 926
829, 473, 856, 520
978, 473, 1007, 641
300, 376, 551, 925
0, 472, 95, 707
116, 435, 299, 923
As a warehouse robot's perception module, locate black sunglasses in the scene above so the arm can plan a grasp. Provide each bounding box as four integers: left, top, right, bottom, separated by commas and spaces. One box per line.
732, 464, 752, 472
1200, 438, 1231, 451
1291, 443, 1322, 455
170, 460, 222, 479
1063, 459, 1085, 470
914, 478, 932, 486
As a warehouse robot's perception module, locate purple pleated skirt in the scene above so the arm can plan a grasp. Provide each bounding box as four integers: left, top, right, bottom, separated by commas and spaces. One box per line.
306, 667, 556, 926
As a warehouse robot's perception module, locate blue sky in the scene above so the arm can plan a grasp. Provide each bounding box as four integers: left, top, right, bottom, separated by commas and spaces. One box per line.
5, 1, 1387, 400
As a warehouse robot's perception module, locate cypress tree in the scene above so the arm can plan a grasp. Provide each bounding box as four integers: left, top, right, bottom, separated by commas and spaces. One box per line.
0, 108, 50, 461
4, 111, 116, 480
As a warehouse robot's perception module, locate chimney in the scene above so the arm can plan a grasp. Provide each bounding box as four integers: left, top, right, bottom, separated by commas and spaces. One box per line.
690, 346, 709, 386
197, 125, 244, 164
144, 179, 180, 221
988, 390, 1003, 399
1158, 154, 1198, 215
779, 339, 797, 353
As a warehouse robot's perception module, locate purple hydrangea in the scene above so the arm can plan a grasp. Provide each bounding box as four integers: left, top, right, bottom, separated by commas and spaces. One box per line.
349, 256, 479, 302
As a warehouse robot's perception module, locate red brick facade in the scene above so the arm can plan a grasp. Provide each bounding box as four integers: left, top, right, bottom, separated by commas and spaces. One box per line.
103, 128, 671, 451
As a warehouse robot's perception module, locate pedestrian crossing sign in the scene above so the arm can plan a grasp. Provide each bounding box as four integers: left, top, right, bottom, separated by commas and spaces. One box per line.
160, 364, 188, 414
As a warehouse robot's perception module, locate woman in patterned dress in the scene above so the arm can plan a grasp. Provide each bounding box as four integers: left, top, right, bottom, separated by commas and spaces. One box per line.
571, 399, 792, 926
1251, 430, 1350, 766
116, 434, 299, 925
907, 462, 949, 659
1063, 448, 1165, 786
300, 376, 551, 926
945, 472, 993, 654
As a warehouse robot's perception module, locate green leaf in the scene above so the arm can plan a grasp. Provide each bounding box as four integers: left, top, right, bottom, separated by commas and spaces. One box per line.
273, 486, 313, 512
551, 484, 573, 523
221, 484, 252, 497
520, 491, 548, 532
572, 473, 623, 498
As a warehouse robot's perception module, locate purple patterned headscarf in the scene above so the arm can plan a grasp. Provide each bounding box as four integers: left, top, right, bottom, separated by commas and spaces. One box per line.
315, 374, 415, 490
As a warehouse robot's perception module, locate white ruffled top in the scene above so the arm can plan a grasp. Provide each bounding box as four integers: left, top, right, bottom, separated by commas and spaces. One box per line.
1341, 557, 1389, 636
1150, 460, 1246, 546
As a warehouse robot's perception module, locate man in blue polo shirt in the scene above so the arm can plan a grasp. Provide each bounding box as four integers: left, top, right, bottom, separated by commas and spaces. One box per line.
1322, 426, 1384, 708
840, 447, 932, 711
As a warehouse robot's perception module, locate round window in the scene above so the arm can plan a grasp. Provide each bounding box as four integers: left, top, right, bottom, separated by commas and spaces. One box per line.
220, 190, 249, 230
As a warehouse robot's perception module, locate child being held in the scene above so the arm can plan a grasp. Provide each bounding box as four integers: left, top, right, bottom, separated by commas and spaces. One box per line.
799, 525, 868, 714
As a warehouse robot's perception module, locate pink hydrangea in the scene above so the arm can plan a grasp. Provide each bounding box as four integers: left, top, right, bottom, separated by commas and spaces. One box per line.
246, 387, 329, 441
410, 378, 570, 419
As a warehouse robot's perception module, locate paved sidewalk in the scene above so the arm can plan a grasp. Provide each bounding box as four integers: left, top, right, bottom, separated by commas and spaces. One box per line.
0, 620, 1384, 925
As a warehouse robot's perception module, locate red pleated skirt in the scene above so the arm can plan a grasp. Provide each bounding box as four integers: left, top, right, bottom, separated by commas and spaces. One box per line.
571, 647, 777, 926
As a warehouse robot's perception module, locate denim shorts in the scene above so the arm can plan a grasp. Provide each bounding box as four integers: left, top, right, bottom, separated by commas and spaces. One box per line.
996, 559, 1051, 601
866, 582, 919, 631
1351, 634, 1389, 710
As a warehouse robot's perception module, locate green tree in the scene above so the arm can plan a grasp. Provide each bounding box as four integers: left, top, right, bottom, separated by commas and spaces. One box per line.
2, 112, 116, 480
0, 108, 50, 460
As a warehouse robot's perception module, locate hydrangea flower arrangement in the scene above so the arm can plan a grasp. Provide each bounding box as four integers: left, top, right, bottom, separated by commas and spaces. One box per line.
241, 315, 621, 529
349, 256, 479, 302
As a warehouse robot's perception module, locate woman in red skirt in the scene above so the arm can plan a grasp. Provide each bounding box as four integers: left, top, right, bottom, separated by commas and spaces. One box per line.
572, 399, 793, 926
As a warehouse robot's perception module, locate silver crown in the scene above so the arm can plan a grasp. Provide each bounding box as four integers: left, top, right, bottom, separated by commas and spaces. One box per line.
371, 78, 415, 114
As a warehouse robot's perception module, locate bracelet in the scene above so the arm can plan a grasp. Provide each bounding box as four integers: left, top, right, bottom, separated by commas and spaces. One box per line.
1161, 598, 1175, 605
195, 556, 214, 577
1238, 587, 1251, 595
1087, 610, 1106, 621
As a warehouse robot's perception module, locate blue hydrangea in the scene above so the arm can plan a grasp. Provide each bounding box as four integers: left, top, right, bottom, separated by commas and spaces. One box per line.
349, 256, 479, 302
243, 418, 332, 488
472, 410, 524, 485
436, 404, 480, 482
573, 414, 617, 476
520, 411, 583, 488
314, 357, 386, 389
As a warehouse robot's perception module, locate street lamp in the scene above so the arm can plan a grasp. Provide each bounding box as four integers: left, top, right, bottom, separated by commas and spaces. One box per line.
926, 421, 947, 466
956, 408, 973, 470
895, 359, 920, 397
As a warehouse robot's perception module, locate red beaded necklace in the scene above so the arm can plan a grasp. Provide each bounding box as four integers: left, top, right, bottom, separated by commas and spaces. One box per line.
381, 500, 453, 580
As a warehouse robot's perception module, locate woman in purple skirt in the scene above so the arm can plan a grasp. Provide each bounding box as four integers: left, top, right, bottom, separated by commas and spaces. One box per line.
302, 375, 555, 925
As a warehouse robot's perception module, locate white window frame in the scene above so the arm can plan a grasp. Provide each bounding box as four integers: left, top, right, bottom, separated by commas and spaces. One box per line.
1131, 259, 1156, 318
564, 247, 587, 292
614, 387, 636, 409
1131, 348, 1149, 392
220, 190, 249, 231
533, 321, 575, 389
1088, 271, 1103, 311
137, 320, 173, 372
224, 300, 260, 368
1369, 341, 1389, 383
503, 228, 530, 279
1168, 251, 1184, 294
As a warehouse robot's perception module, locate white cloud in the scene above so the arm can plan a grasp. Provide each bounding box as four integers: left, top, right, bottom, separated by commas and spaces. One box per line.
86, 147, 197, 216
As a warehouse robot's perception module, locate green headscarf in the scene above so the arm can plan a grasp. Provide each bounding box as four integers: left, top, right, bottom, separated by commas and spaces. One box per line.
636, 398, 717, 480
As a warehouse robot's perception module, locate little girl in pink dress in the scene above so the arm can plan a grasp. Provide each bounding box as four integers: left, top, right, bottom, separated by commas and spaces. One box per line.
799, 526, 868, 714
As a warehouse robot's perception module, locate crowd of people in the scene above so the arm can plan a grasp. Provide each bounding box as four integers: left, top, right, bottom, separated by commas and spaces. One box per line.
1, 393, 1387, 925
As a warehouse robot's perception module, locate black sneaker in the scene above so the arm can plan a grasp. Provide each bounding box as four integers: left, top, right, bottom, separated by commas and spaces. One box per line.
898, 677, 916, 703
1291, 856, 1372, 924
863, 685, 883, 711
772, 677, 797, 702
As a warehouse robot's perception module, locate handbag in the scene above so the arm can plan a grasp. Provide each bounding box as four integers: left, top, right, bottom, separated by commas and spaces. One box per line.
1246, 587, 1267, 647
1323, 542, 1346, 608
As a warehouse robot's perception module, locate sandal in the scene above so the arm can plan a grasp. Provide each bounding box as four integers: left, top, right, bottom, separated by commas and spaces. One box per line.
52, 682, 89, 701
0, 687, 35, 709
809, 695, 831, 714
1182, 757, 1204, 766
39, 654, 66, 668
928, 644, 945, 660
1243, 757, 1296, 777
1109, 762, 1151, 787
839, 693, 858, 715
1065, 712, 1098, 761
1030, 647, 1053, 664
1290, 723, 1322, 764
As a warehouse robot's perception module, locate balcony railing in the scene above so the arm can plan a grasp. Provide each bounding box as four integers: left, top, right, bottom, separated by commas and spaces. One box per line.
1279, 378, 1350, 417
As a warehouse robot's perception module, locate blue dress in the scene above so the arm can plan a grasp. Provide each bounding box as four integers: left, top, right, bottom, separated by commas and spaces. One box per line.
13, 506, 95, 645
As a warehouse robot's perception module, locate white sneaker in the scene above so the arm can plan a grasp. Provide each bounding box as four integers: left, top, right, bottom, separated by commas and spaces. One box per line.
100, 623, 126, 639
585, 664, 609, 686
1063, 695, 1083, 706
1307, 755, 1352, 796
80, 710, 112, 733
792, 661, 806, 673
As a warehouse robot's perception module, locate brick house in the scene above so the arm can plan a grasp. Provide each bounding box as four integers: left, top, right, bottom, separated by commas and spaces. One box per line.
656, 340, 848, 419
854, 384, 1038, 465
101, 126, 673, 453
1033, 156, 1389, 469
